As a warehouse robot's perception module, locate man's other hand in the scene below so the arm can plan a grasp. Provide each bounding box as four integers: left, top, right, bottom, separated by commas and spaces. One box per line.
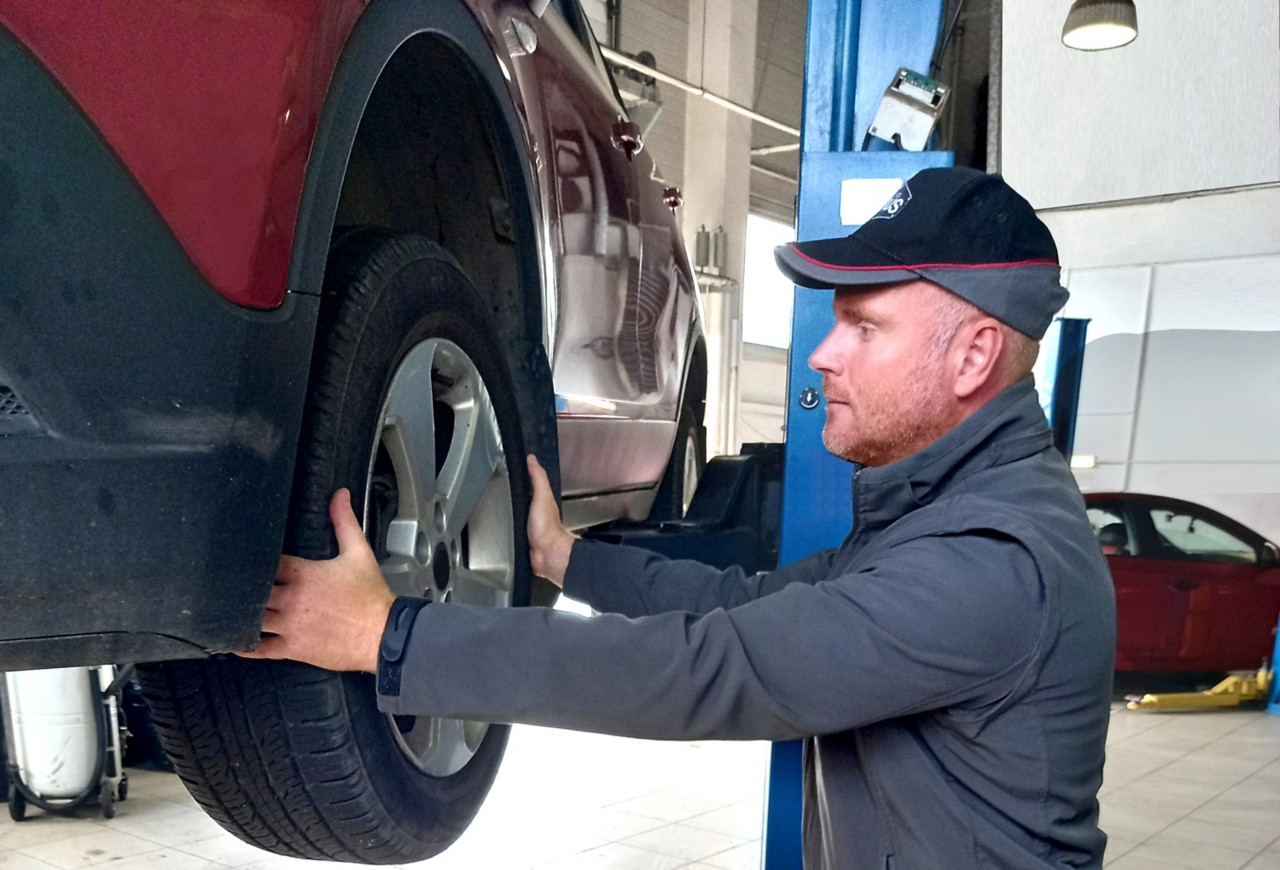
239, 489, 396, 673
526, 455, 575, 588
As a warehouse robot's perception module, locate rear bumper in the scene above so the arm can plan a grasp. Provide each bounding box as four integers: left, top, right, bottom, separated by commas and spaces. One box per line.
0, 25, 316, 669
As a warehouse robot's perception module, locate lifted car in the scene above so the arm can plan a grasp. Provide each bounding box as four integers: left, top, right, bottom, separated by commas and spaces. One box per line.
0, 0, 705, 862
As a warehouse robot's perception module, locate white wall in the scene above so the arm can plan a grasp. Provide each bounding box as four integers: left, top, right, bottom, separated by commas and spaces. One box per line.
1040, 191, 1280, 544
1001, 5, 1280, 541
1002, 1, 1280, 207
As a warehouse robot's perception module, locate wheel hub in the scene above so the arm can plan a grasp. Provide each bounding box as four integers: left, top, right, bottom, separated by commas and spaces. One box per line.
363, 337, 516, 778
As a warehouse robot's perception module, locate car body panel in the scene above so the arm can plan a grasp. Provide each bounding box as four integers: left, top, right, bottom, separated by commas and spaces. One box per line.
1086, 492, 1280, 671
0, 0, 703, 668
0, 0, 368, 309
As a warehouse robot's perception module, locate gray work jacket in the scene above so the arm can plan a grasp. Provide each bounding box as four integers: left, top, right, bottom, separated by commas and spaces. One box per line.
379, 378, 1116, 868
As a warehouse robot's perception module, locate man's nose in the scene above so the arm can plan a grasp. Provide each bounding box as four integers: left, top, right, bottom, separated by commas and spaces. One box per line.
809, 330, 838, 374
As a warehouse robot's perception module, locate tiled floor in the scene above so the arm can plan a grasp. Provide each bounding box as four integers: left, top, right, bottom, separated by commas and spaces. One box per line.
1, 694, 1277, 868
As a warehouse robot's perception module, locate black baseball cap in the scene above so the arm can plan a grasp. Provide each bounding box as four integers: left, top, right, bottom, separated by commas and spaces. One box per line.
774, 167, 1068, 339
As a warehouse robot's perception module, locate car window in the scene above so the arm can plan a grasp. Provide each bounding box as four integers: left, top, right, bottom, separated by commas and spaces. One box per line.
1148, 508, 1258, 564
1087, 505, 1133, 556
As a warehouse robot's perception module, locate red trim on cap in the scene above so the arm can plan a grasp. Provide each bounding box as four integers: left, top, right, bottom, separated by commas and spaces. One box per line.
787, 244, 1059, 271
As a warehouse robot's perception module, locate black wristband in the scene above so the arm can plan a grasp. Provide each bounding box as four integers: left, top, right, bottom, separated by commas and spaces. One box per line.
378, 596, 429, 697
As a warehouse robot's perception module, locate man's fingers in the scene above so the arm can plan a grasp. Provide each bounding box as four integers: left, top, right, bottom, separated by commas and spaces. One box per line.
329, 488, 369, 556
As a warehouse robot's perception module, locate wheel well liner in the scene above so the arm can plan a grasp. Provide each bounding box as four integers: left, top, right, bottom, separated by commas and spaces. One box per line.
287, 0, 543, 346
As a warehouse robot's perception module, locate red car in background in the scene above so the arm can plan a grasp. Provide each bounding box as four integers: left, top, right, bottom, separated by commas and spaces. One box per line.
0, 0, 704, 863
1085, 493, 1280, 672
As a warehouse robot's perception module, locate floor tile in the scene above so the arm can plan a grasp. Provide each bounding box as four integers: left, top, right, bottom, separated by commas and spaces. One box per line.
13, 828, 164, 869
620, 822, 746, 862
1101, 825, 1147, 865
682, 802, 766, 840
174, 834, 277, 867
1103, 837, 1256, 870
1159, 817, 1280, 854
0, 851, 61, 869
697, 839, 763, 870
535, 842, 686, 870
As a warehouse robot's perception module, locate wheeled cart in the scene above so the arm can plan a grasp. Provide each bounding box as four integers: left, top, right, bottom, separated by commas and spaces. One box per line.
2, 665, 129, 820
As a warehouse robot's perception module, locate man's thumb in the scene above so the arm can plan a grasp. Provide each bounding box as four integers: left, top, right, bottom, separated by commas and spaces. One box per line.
329, 489, 367, 555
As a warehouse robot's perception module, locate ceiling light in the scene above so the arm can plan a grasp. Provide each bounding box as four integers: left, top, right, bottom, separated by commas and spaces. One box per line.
1062, 0, 1138, 51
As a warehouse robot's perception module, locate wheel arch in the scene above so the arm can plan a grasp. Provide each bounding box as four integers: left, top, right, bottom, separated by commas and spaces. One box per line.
287, 0, 560, 485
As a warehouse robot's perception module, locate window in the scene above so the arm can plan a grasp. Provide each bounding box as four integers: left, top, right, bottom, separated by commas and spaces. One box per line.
742, 214, 797, 349
1149, 509, 1257, 564
1087, 505, 1131, 556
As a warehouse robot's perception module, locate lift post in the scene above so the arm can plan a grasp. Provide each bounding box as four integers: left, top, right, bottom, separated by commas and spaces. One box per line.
765, 1, 948, 867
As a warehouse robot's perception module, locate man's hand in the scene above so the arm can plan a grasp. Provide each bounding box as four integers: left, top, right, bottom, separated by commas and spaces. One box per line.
526, 455, 576, 588
239, 489, 396, 673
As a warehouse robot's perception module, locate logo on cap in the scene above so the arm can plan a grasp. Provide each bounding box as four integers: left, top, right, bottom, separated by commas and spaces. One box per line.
869, 182, 912, 221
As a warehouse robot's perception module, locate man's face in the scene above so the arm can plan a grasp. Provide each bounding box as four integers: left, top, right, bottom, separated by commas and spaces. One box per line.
807, 280, 961, 467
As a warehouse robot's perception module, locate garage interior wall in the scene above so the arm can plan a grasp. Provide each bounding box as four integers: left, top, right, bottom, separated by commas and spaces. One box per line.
1003, 0, 1280, 541
581, 2, 1280, 538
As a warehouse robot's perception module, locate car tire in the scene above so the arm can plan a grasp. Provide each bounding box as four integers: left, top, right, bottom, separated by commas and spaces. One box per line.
647, 390, 707, 521
138, 231, 534, 863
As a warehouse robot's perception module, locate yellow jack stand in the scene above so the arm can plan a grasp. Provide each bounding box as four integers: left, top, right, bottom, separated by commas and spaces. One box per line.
1126, 666, 1273, 711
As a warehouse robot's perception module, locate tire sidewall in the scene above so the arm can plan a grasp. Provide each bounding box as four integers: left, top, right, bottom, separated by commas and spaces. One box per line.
291, 234, 531, 845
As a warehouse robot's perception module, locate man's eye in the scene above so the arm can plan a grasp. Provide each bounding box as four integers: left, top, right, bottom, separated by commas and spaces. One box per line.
856, 323, 875, 338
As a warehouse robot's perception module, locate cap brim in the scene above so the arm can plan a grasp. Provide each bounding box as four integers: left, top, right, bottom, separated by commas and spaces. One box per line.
774, 236, 920, 290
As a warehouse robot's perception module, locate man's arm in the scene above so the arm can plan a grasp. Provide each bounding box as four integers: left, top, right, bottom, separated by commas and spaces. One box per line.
526, 454, 837, 617
380, 532, 1045, 741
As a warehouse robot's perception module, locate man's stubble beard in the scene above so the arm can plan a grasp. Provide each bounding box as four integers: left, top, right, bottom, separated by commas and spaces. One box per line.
822, 357, 955, 468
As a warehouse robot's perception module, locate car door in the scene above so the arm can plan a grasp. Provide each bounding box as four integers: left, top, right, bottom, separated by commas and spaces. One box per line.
1143, 501, 1280, 670
513, 0, 682, 500
1089, 501, 1187, 669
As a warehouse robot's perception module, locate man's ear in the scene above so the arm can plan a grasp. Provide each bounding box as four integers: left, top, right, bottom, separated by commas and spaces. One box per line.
953, 319, 1003, 400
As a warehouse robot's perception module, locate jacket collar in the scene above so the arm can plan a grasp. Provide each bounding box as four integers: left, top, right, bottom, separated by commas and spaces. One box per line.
850, 378, 1054, 534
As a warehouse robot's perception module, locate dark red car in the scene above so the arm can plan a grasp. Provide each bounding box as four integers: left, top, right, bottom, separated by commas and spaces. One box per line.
0, 0, 704, 863
1085, 493, 1280, 672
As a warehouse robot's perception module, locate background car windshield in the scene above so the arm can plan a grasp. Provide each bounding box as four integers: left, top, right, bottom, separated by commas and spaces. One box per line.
1149, 509, 1257, 563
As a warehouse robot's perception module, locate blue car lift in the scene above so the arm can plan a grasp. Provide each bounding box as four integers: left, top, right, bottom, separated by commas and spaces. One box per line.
764, 2, 949, 866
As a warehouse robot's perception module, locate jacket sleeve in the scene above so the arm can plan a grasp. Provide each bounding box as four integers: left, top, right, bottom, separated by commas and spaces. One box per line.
561, 538, 839, 617
377, 532, 1044, 742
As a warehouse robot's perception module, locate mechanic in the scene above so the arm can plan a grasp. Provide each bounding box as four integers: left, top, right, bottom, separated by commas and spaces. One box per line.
243, 167, 1116, 869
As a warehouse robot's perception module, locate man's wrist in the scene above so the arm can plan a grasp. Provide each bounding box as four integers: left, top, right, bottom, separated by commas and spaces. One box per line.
377, 596, 429, 695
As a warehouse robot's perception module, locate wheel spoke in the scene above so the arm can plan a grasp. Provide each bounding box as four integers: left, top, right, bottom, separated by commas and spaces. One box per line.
426, 716, 479, 777
438, 375, 503, 538
451, 565, 512, 607
382, 344, 440, 521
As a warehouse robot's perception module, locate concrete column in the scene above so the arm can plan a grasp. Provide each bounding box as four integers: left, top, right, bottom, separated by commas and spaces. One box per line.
682, 0, 758, 457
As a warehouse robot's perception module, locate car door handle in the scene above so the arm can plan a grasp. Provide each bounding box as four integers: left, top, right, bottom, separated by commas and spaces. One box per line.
611, 119, 644, 161
1169, 580, 1199, 592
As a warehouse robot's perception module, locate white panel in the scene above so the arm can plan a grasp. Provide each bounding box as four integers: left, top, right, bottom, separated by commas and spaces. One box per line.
1148, 256, 1280, 332
1071, 465, 1128, 494
1131, 330, 1280, 462
1062, 266, 1150, 339
1075, 331, 1142, 416
1002, 1, 1280, 208
1128, 464, 1280, 497
1193, 493, 1280, 543
1041, 186, 1280, 271
1072, 412, 1133, 465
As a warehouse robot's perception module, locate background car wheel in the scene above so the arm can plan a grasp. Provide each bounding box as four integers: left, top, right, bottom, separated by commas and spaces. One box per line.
139, 232, 535, 863
647, 390, 707, 521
